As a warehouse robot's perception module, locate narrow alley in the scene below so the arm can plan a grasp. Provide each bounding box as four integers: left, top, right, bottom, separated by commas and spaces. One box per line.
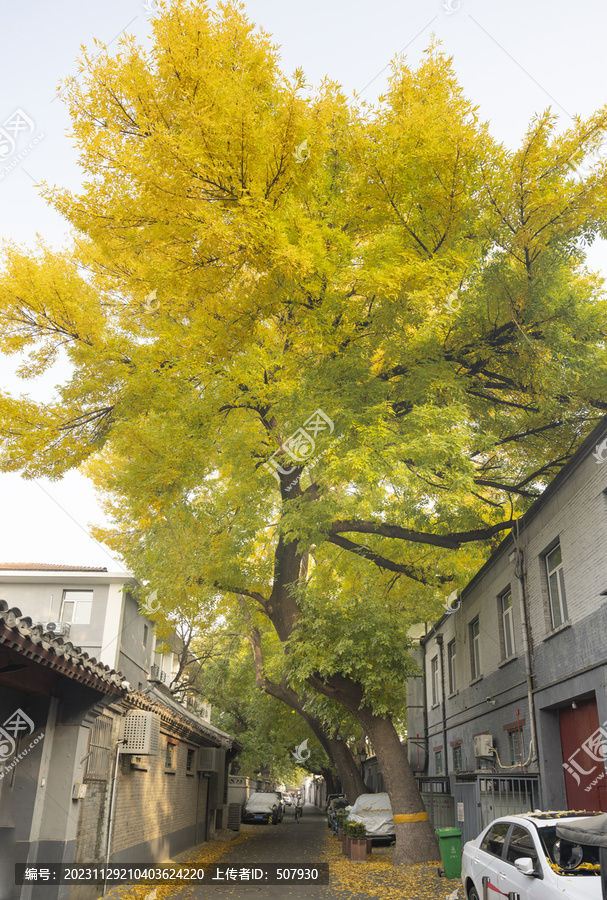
106, 805, 456, 900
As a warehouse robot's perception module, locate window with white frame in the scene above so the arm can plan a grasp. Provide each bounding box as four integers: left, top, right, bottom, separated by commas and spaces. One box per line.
431, 655, 439, 706
435, 749, 443, 775
508, 728, 525, 766
546, 544, 567, 629
60, 590, 93, 625
447, 640, 456, 694
470, 617, 481, 680
452, 744, 463, 773
500, 590, 515, 658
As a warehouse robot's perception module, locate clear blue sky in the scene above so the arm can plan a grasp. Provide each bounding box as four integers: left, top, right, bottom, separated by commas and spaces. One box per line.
0, 0, 605, 567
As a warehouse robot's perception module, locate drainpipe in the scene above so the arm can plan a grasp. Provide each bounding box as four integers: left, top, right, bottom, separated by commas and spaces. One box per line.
513, 521, 538, 766
435, 633, 449, 776
103, 740, 125, 896
422, 628, 429, 773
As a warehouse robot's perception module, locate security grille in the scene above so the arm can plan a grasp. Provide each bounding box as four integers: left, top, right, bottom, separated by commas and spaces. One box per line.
85, 714, 113, 781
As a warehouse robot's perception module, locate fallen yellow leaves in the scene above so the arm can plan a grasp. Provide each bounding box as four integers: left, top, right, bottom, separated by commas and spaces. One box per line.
320, 828, 460, 899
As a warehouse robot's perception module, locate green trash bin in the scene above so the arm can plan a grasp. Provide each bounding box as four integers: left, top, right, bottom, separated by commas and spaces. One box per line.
436, 827, 462, 879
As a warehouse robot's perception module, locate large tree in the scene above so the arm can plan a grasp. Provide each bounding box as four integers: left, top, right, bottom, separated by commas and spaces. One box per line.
1, 0, 607, 864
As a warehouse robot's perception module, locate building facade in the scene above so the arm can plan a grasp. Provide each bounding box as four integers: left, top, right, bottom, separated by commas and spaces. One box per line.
0, 580, 238, 900
407, 417, 607, 841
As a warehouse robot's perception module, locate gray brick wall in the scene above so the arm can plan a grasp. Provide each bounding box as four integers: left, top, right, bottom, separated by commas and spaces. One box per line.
416, 424, 607, 805
73, 714, 209, 868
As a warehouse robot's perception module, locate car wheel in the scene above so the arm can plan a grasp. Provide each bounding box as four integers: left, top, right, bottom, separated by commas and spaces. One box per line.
467, 884, 480, 900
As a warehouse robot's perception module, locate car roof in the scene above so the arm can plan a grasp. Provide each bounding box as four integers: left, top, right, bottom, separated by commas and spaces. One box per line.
490, 811, 603, 829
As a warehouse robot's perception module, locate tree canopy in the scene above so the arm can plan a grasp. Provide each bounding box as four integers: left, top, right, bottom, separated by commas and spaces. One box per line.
1, 0, 607, 864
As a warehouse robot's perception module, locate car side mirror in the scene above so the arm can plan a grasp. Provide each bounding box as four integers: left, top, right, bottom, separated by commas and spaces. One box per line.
514, 858, 536, 876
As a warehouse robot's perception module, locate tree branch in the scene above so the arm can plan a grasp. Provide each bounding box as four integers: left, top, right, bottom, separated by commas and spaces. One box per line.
328, 518, 516, 550
328, 534, 453, 583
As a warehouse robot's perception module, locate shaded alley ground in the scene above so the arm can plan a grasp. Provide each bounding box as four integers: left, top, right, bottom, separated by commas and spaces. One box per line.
107, 805, 461, 900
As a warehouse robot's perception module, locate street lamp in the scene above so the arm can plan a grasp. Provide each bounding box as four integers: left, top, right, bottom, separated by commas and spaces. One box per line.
360, 749, 367, 780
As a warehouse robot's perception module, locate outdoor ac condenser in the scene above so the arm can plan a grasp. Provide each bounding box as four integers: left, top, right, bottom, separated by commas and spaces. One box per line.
38, 621, 70, 637
197, 747, 221, 772
473, 734, 494, 758
119, 711, 161, 755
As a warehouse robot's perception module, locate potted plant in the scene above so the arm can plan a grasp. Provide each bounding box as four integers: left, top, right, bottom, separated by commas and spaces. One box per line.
346, 821, 368, 862
336, 812, 349, 843
340, 816, 353, 855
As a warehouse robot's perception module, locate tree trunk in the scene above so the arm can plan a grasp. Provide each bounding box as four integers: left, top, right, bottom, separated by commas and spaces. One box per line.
358, 710, 439, 866
320, 766, 338, 797
325, 735, 367, 803
239, 595, 366, 804
306, 671, 439, 866
243, 556, 439, 863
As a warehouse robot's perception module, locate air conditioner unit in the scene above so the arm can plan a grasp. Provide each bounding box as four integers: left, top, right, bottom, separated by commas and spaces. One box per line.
38, 621, 71, 637
474, 734, 494, 758
197, 747, 221, 772
119, 711, 161, 755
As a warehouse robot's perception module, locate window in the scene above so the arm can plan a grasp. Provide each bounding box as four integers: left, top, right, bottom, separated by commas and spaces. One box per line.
84, 715, 112, 781
186, 748, 195, 772
447, 641, 456, 694
60, 590, 93, 625
508, 729, 525, 766
165, 740, 177, 769
452, 744, 462, 773
500, 590, 515, 658
480, 822, 510, 857
470, 618, 481, 680
431, 656, 439, 706
143, 624, 148, 647
435, 749, 443, 775
505, 825, 538, 866
546, 544, 567, 628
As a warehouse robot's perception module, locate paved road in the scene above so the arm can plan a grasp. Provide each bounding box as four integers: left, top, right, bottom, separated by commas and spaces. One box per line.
178, 804, 330, 899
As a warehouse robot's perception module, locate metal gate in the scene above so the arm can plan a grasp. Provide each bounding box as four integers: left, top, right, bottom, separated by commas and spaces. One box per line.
454, 775, 541, 844
416, 777, 455, 829
453, 780, 480, 845
479, 776, 541, 830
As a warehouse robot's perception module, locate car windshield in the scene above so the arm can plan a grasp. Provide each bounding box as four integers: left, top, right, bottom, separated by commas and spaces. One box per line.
538, 826, 600, 875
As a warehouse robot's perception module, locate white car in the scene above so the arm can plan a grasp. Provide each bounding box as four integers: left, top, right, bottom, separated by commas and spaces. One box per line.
461, 811, 602, 900
346, 792, 395, 842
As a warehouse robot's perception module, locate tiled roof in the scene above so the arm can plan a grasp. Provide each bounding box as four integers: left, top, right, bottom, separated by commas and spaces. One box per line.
126, 683, 241, 750
0, 563, 109, 572
0, 600, 126, 695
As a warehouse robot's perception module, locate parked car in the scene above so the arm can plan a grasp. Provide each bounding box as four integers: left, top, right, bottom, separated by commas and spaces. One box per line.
241, 791, 284, 825
325, 792, 344, 810
461, 811, 602, 900
327, 796, 348, 829
346, 792, 395, 843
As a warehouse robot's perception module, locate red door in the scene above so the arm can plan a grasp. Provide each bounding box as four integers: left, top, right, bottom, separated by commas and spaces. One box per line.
559, 697, 607, 811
